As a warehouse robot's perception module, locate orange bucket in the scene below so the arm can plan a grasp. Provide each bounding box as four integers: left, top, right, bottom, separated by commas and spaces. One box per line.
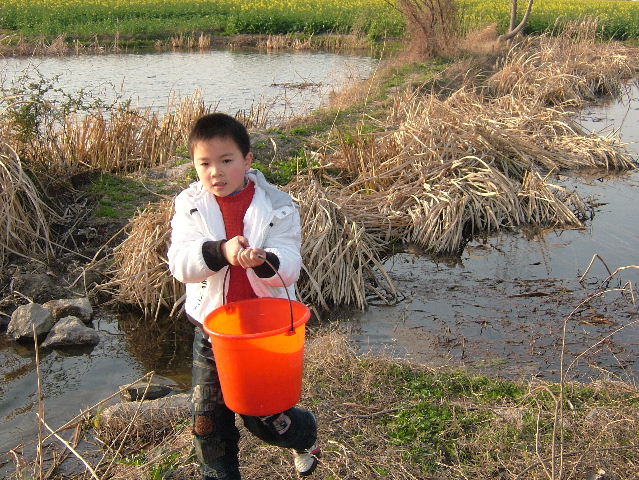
203, 297, 310, 416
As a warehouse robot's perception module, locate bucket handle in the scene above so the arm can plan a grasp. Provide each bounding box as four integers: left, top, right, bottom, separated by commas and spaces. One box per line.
222, 252, 296, 334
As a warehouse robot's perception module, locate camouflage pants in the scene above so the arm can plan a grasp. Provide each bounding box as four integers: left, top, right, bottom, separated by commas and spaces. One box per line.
191, 326, 317, 480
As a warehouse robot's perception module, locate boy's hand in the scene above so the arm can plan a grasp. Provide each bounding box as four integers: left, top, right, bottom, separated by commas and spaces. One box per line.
222, 236, 266, 269
237, 246, 266, 269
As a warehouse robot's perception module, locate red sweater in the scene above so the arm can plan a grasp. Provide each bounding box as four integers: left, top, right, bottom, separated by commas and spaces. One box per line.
215, 181, 257, 303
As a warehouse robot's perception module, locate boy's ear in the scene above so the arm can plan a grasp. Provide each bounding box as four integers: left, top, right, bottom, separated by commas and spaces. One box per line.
244, 152, 254, 169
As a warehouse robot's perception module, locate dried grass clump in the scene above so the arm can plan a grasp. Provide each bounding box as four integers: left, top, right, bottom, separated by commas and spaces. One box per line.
0, 143, 57, 266
288, 176, 397, 309
7, 92, 207, 178
101, 199, 184, 320
299, 86, 630, 255
488, 18, 639, 107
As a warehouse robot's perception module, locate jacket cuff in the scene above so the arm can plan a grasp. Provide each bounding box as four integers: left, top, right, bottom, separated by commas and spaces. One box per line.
202, 240, 229, 272
253, 252, 280, 278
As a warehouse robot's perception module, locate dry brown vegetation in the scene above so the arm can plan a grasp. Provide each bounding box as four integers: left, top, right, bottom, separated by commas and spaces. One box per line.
15, 323, 638, 480
98, 199, 185, 320
488, 18, 636, 108
2, 94, 206, 178
0, 142, 57, 266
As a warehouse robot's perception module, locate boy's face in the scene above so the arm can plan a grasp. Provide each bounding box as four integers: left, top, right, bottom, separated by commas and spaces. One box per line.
192, 137, 253, 197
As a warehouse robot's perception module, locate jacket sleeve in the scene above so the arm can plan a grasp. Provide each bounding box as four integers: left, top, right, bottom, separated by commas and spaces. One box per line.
255, 206, 302, 288
167, 193, 219, 284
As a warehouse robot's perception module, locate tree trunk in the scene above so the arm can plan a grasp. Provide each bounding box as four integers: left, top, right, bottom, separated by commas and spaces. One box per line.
509, 0, 518, 33
499, 0, 534, 42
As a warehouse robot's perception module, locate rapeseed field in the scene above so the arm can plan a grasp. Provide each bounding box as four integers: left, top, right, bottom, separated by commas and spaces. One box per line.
0, 0, 638, 40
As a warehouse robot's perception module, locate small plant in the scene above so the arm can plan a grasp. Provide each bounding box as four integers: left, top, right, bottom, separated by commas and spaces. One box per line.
89, 174, 149, 219
149, 452, 181, 480
253, 148, 316, 185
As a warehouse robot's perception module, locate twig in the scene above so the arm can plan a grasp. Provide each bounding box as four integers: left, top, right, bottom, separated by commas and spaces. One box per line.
37, 414, 101, 480
514, 444, 639, 480
578, 254, 612, 285
98, 373, 155, 477
33, 325, 44, 480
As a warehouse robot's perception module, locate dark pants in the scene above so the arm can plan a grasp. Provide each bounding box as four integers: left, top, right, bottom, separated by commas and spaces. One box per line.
191, 327, 317, 480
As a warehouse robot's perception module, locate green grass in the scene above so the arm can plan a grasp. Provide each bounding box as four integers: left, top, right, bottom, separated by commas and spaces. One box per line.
89, 174, 151, 219
374, 360, 639, 475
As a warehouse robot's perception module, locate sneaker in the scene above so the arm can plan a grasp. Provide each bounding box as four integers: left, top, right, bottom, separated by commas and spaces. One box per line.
293, 441, 321, 476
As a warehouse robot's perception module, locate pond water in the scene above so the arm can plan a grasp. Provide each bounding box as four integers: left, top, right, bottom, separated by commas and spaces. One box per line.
0, 49, 379, 119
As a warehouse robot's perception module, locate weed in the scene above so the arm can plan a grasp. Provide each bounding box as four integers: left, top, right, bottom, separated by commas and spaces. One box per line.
118, 454, 147, 466
149, 452, 181, 479
89, 174, 148, 219
253, 148, 316, 185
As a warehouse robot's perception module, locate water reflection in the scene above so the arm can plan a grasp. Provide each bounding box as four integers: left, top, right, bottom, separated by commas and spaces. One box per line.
118, 312, 194, 386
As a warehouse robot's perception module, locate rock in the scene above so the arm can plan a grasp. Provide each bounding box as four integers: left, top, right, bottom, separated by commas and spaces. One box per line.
7, 303, 55, 341
99, 392, 191, 427
41, 316, 100, 348
120, 382, 176, 401
43, 297, 93, 323
11, 273, 71, 304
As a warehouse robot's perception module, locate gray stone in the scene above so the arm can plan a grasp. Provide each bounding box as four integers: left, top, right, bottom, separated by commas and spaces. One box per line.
99, 392, 191, 426
41, 316, 100, 348
43, 297, 93, 323
7, 303, 55, 341
120, 382, 176, 401
11, 273, 71, 304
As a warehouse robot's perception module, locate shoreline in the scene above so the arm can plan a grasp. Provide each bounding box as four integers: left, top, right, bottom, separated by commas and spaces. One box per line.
0, 32, 394, 58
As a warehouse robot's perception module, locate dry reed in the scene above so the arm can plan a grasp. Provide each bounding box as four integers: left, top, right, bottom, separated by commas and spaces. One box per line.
258, 34, 375, 52
99, 199, 185, 320
4, 92, 207, 179
488, 18, 639, 108
0, 142, 57, 266
396, 0, 461, 60
288, 176, 398, 309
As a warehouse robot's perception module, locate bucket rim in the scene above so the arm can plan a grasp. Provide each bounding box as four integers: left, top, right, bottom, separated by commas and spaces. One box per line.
202, 297, 310, 340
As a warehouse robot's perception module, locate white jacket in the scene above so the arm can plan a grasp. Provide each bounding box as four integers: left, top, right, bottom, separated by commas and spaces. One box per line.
167, 169, 302, 324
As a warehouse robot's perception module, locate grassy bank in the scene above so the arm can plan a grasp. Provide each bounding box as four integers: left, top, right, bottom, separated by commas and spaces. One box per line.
13, 329, 636, 480
2, 0, 639, 52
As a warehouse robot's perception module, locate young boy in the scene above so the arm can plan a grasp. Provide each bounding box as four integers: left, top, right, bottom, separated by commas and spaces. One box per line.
167, 113, 319, 480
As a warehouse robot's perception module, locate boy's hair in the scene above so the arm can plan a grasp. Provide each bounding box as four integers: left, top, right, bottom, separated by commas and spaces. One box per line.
188, 113, 251, 157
